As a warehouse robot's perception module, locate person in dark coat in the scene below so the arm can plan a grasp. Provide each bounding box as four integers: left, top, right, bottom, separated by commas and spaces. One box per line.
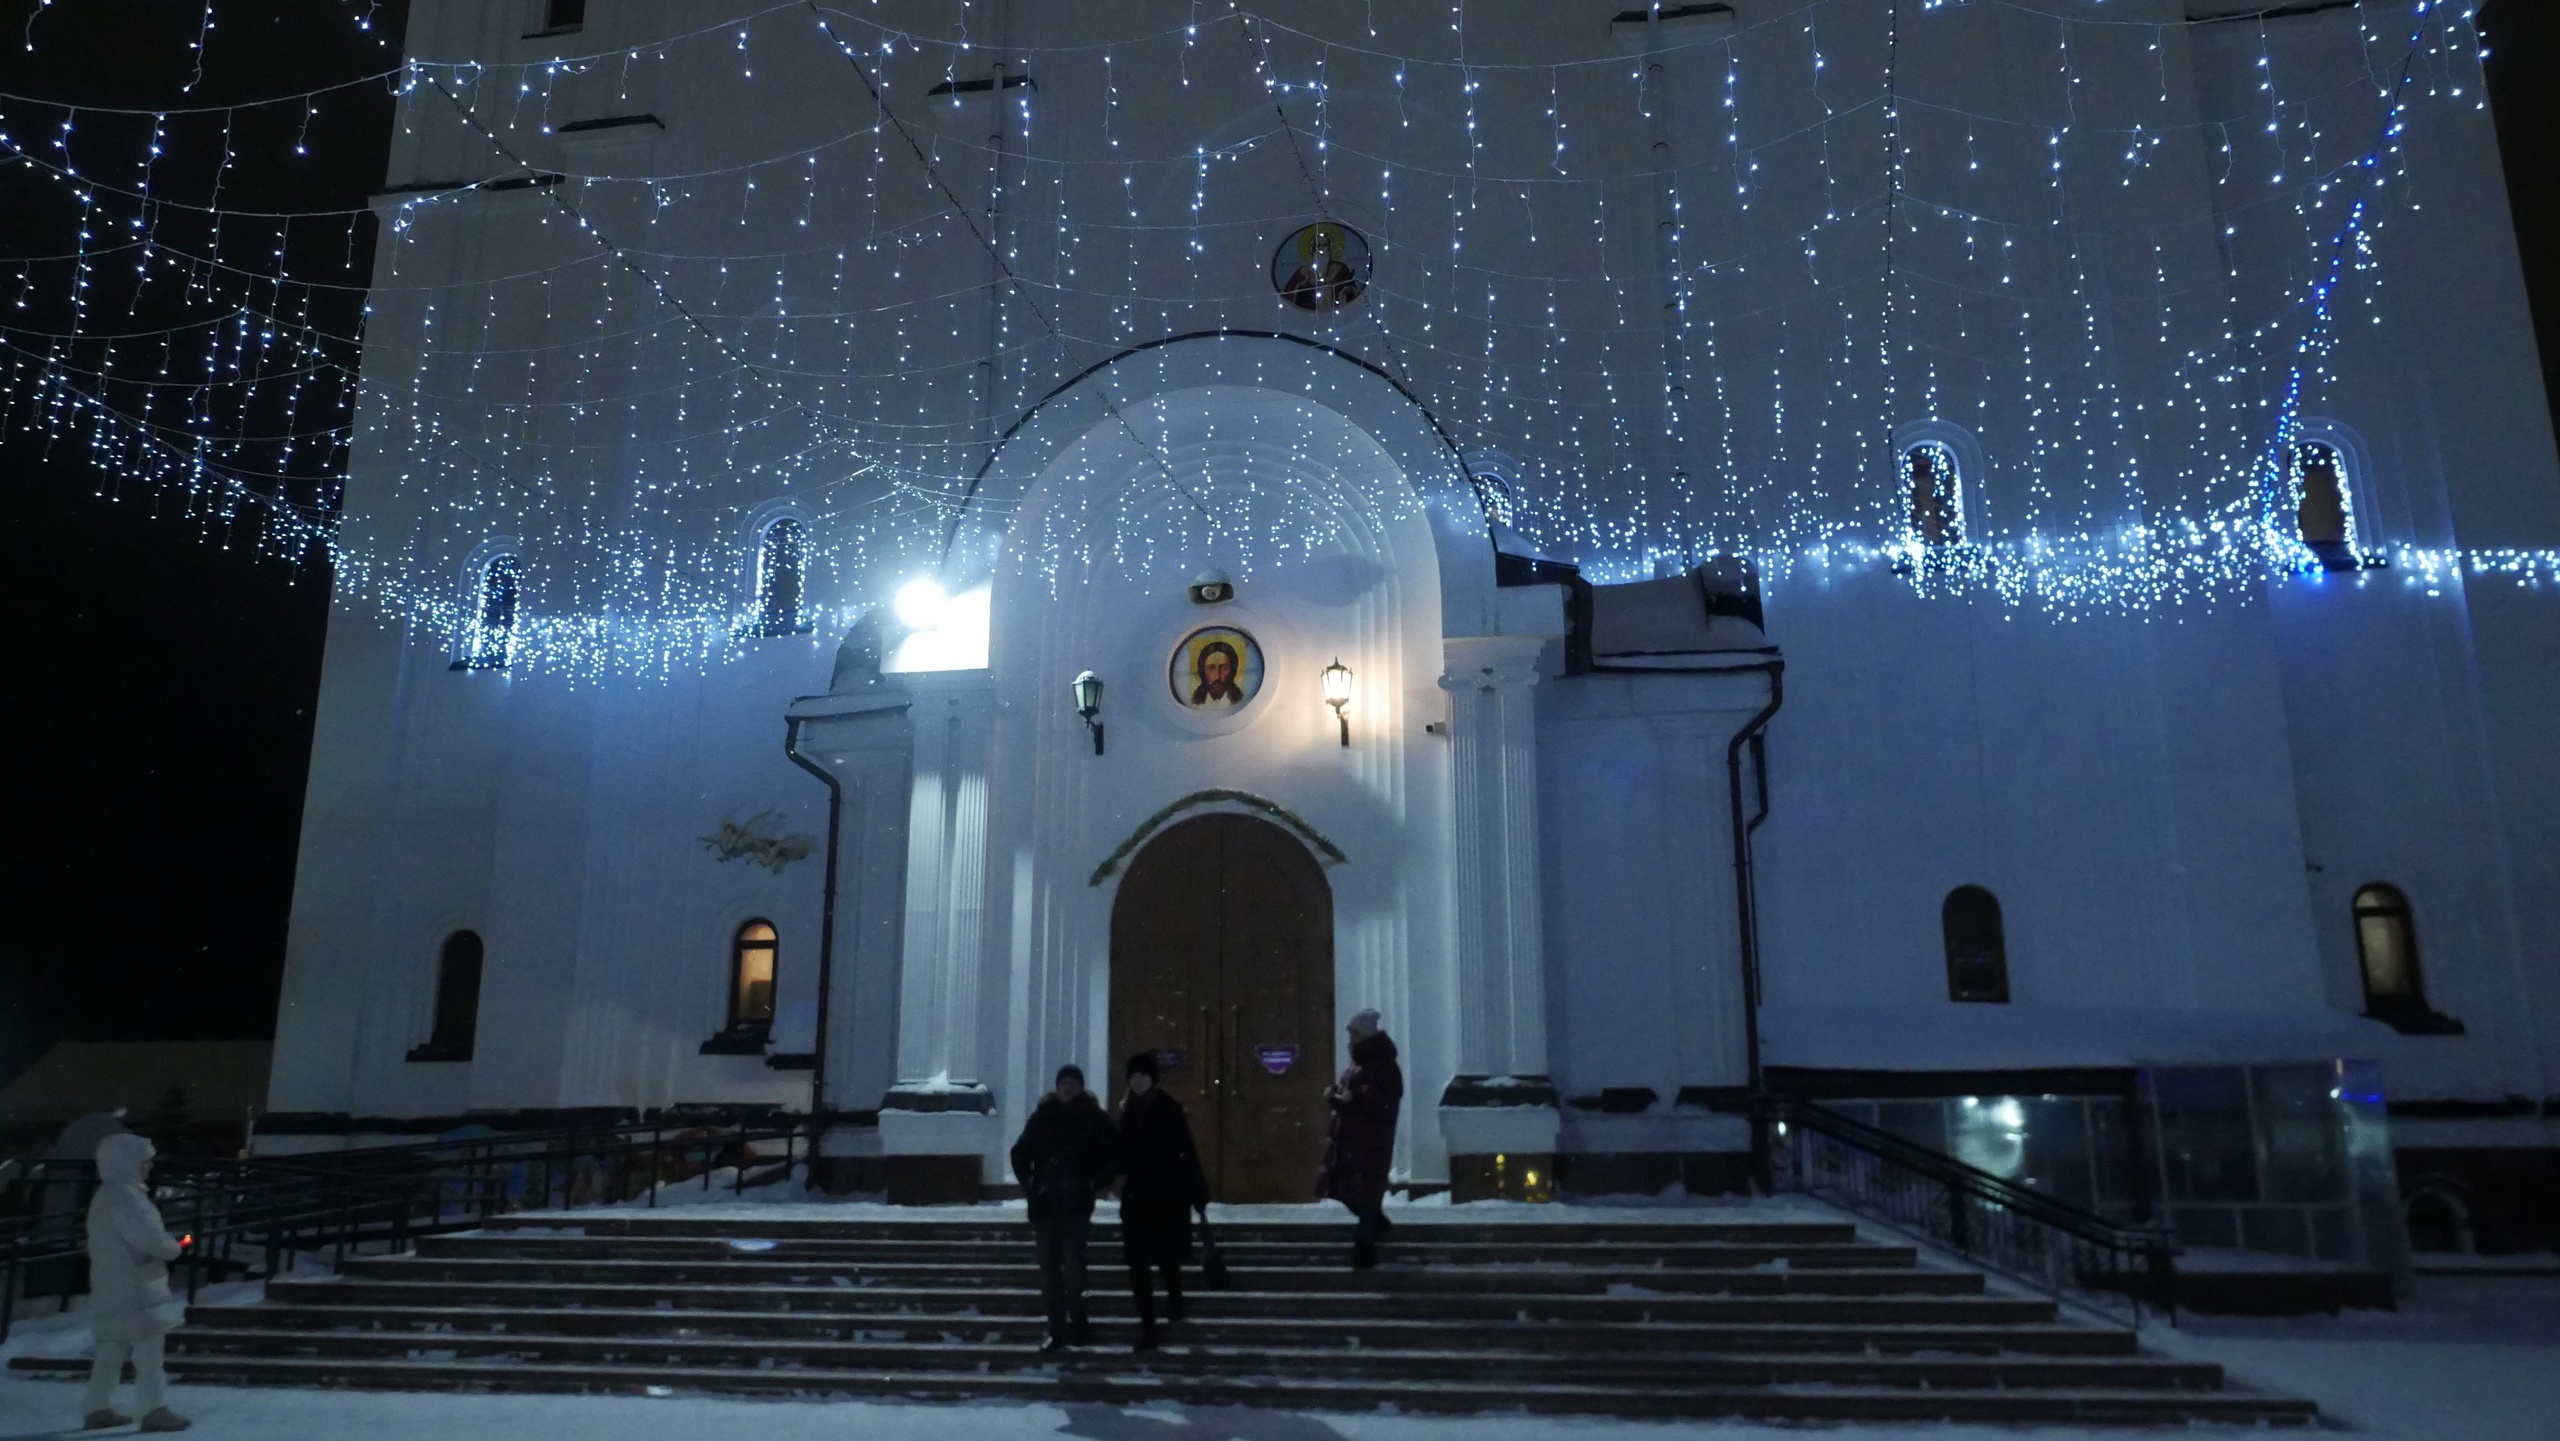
1316, 1008, 1404, 1269
1009, 1064, 1121, 1350
1115, 1051, 1210, 1351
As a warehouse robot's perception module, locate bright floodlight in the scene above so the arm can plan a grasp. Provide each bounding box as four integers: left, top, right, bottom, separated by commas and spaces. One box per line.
893, 578, 947, 630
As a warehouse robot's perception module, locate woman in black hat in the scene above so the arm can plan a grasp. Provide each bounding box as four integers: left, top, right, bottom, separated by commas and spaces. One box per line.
1116, 1051, 1210, 1351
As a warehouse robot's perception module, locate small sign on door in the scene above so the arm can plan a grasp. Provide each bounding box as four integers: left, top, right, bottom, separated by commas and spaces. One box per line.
1255, 1044, 1299, 1075
1153, 1048, 1186, 1074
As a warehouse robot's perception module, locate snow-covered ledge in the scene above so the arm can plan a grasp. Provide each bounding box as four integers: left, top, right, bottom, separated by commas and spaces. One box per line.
1438, 1074, 1561, 1203
878, 1078, 997, 1204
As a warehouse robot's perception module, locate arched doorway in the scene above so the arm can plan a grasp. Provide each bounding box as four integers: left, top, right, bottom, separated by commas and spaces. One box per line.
1109, 812, 1335, 1203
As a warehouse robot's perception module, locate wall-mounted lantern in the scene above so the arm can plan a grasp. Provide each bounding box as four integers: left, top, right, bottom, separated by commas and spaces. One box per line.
1071, 670, 1105, 756
1321, 657, 1353, 748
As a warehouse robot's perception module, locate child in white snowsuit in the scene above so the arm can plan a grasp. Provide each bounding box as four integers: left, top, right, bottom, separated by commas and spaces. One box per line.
83, 1132, 190, 1432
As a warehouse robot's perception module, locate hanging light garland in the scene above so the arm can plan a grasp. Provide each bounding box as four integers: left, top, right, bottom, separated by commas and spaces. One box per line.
0, 0, 2534, 679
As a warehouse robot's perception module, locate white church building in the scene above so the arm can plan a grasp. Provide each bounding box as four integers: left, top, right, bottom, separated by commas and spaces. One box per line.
259, 0, 2560, 1262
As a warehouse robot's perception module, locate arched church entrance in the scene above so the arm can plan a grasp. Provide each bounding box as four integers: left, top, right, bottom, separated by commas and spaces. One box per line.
1108, 812, 1335, 1203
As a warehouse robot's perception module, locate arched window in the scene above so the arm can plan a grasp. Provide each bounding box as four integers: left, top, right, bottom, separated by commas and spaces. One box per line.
1905, 441, 1963, 546
406, 930, 483, 1063
2291, 441, 2356, 571
2403, 1183, 2476, 1254
2353, 883, 2424, 1011
1943, 886, 2009, 1003
465, 554, 520, 670
752, 518, 808, 637
731, 920, 778, 1029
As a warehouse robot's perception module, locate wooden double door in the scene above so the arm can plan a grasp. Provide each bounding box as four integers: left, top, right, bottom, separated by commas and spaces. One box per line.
1108, 812, 1335, 1203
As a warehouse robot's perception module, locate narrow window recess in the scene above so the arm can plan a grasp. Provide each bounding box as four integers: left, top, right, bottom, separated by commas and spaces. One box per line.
1943, 886, 2010, 1004
703, 920, 779, 1054
406, 931, 485, 1062
558, 114, 664, 135
529, 0, 586, 37
2353, 884, 2462, 1034
456, 555, 520, 671
1905, 442, 1965, 548
376, 173, 565, 200
749, 517, 810, 637
1610, 3, 1736, 31
928, 74, 1037, 98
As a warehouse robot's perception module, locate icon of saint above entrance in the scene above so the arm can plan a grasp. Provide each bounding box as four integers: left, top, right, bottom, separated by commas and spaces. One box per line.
1171, 626, 1262, 711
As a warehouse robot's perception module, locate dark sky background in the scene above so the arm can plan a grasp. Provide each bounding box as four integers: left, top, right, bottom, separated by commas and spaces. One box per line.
0, 0, 403, 1083
2, 2, 2559, 1089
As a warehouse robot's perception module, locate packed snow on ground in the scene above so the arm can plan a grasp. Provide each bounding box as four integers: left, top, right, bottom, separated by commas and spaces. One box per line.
0, 1385, 2326, 1441
2144, 1271, 2560, 1441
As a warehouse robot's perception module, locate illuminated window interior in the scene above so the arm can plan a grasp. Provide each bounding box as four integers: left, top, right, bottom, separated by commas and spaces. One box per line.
732, 920, 778, 1027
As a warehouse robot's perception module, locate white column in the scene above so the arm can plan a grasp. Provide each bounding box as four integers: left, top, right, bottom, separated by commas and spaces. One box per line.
881, 671, 1000, 1190
895, 672, 996, 1085
1438, 635, 1562, 1195
1440, 635, 1552, 1079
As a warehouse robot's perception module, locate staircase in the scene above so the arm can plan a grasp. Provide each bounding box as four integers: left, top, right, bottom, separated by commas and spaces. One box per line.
17, 1211, 2318, 1424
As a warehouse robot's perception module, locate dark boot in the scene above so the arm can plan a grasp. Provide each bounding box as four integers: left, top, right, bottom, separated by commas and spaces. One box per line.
1129, 1265, 1157, 1347
1040, 1334, 1071, 1353
1352, 1237, 1377, 1270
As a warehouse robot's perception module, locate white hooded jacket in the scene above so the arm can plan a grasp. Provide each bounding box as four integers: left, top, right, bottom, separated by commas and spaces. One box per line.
86, 1133, 186, 1342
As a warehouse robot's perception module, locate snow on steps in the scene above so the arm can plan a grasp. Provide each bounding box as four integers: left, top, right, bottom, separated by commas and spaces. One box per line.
10, 1213, 2319, 1425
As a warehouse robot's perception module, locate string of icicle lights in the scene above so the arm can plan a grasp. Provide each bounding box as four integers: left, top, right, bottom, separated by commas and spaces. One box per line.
0, 0, 2541, 678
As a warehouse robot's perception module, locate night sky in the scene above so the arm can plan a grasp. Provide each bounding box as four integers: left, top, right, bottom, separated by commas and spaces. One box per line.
1, 1, 2557, 1089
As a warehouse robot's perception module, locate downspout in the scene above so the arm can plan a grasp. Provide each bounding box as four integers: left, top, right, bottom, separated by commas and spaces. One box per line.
784, 717, 845, 1182
1723, 663, 1785, 1186
1725, 661, 1784, 1092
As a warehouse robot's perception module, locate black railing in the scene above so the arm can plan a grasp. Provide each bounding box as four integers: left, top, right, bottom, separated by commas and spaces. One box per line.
0, 1120, 806, 1342
1762, 1096, 2177, 1327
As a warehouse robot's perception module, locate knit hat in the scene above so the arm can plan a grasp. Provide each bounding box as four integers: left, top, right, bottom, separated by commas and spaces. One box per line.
1055, 1063, 1086, 1087
1347, 1008, 1383, 1039
1125, 1051, 1161, 1080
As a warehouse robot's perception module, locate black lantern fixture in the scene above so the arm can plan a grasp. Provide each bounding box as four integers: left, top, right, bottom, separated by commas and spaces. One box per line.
1071, 670, 1105, 756
1322, 657, 1353, 747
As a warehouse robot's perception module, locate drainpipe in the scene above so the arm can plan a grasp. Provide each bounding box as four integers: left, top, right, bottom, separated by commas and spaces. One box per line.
784, 716, 845, 1181
1723, 663, 1785, 1186
1724, 661, 1785, 1092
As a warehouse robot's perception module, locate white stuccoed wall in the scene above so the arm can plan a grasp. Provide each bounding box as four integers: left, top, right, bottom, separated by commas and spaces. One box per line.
263, 0, 2560, 1166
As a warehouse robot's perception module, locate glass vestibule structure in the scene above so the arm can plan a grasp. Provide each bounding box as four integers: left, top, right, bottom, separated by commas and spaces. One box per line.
1820, 1061, 2405, 1278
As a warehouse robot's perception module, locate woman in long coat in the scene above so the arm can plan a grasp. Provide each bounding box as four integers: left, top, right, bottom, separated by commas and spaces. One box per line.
84, 1132, 190, 1432
1316, 1008, 1404, 1269
1116, 1051, 1209, 1350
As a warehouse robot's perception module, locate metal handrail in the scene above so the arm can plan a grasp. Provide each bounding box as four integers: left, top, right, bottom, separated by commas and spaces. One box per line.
1762, 1096, 2177, 1328
0, 1119, 806, 1342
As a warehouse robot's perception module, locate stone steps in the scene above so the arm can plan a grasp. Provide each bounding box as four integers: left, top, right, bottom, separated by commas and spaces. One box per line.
486, 1216, 1861, 1245
268, 1276, 2053, 1325
157, 1325, 2229, 1391
179, 1302, 2147, 1356
6, 1212, 2316, 1424
339, 1255, 1986, 1297
7, 1352, 2318, 1425
417, 1232, 1919, 1270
